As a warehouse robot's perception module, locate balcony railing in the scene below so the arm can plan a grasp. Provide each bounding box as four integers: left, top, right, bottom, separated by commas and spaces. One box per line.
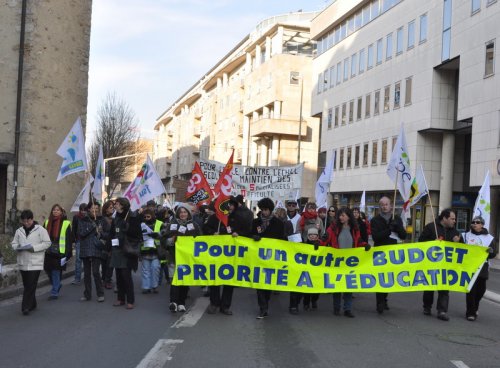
250, 117, 306, 138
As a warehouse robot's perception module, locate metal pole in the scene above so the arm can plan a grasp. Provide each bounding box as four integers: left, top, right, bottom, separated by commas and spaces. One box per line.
297, 78, 303, 164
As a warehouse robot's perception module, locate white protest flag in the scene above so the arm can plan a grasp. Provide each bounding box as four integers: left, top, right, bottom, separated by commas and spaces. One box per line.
360, 191, 366, 213
71, 174, 93, 212
407, 164, 429, 208
91, 146, 104, 203
386, 125, 412, 201
315, 150, 335, 207
275, 200, 285, 209
56, 116, 88, 181
473, 170, 491, 230
123, 155, 166, 211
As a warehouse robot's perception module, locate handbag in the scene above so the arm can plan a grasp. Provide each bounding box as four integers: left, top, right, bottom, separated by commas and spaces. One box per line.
122, 237, 140, 258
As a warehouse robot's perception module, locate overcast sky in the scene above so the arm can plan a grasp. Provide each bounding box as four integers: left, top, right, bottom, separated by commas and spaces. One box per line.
86, 0, 330, 141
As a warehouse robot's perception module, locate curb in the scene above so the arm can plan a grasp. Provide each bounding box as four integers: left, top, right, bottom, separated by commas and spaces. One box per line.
484, 290, 500, 304
0, 269, 75, 302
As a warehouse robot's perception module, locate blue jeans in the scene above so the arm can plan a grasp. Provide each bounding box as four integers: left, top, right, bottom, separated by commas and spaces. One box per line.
333, 292, 352, 311
49, 270, 62, 297
74, 242, 82, 281
141, 257, 160, 290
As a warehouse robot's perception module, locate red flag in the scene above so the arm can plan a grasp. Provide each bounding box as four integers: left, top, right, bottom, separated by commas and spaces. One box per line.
185, 162, 214, 207
214, 150, 234, 227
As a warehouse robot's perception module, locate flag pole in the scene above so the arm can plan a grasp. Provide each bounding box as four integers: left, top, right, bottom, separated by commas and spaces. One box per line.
420, 165, 438, 239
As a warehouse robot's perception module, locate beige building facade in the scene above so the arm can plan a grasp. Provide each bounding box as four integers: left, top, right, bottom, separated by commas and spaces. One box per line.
154, 12, 321, 204
0, 0, 93, 231
311, 0, 500, 239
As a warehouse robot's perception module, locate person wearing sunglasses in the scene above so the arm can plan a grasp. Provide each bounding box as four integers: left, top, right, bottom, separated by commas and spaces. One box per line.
419, 208, 463, 321
462, 216, 497, 321
326, 206, 337, 229
286, 200, 301, 234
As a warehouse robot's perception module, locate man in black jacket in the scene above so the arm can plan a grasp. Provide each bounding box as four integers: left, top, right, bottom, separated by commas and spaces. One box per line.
228, 195, 253, 238
419, 208, 463, 321
370, 196, 407, 314
252, 197, 285, 319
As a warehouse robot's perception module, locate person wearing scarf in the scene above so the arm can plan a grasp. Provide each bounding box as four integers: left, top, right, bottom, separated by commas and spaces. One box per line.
109, 197, 142, 310
12, 210, 51, 315
160, 203, 202, 313
43, 204, 73, 300
252, 197, 285, 319
370, 196, 406, 314
461, 216, 497, 321
298, 202, 323, 242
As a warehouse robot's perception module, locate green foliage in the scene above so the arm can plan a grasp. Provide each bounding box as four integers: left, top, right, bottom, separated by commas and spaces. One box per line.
0, 235, 16, 265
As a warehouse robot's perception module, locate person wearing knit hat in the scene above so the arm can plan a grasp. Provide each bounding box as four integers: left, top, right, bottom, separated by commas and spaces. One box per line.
298, 202, 323, 242
252, 197, 285, 319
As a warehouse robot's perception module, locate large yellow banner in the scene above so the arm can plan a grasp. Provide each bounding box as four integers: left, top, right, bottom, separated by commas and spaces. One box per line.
173, 235, 488, 293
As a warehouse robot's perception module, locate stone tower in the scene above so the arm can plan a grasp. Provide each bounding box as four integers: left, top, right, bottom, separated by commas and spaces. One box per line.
0, 0, 93, 231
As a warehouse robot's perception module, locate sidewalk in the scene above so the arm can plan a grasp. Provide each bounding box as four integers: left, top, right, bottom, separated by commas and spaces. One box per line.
0, 259, 76, 302
489, 257, 500, 272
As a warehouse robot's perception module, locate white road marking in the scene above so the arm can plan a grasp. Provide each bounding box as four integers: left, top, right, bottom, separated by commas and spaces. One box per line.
170, 296, 210, 328
136, 339, 183, 368
483, 290, 500, 304
450, 360, 470, 368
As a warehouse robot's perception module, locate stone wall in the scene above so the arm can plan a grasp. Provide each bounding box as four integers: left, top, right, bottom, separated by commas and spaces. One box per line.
0, 0, 93, 229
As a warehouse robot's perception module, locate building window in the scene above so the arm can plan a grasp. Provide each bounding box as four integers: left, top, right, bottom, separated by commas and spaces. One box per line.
384, 85, 390, 112
333, 149, 338, 170
347, 146, 352, 168
372, 140, 378, 165
344, 58, 349, 81
354, 145, 360, 167
472, 0, 480, 14
359, 48, 365, 73
487, 0, 497, 6
405, 77, 413, 105
419, 14, 428, 43
365, 93, 371, 117
327, 108, 333, 129
329, 66, 335, 88
339, 148, 345, 169
376, 38, 383, 64
394, 81, 401, 109
323, 70, 329, 91
392, 136, 398, 152
408, 20, 415, 49
357, 97, 363, 120
363, 142, 369, 166
341, 103, 347, 125
349, 100, 354, 123
317, 73, 322, 94
485, 40, 495, 76
337, 62, 342, 85
367, 44, 374, 69
381, 139, 388, 164
372, 0, 380, 19
363, 5, 371, 26
351, 53, 357, 77
442, 0, 452, 61
334, 106, 339, 127
386, 33, 393, 60
374, 90, 380, 115
396, 27, 404, 55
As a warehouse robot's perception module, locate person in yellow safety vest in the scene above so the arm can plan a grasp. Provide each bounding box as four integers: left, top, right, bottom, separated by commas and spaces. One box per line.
43, 204, 74, 300
140, 208, 163, 294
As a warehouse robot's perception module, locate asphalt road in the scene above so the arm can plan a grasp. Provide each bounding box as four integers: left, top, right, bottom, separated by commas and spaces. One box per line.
1, 269, 500, 368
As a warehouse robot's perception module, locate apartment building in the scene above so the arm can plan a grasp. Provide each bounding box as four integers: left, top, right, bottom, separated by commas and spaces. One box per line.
311, 0, 500, 239
154, 12, 320, 203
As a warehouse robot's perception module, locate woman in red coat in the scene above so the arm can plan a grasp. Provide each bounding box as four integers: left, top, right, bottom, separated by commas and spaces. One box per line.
322, 208, 369, 317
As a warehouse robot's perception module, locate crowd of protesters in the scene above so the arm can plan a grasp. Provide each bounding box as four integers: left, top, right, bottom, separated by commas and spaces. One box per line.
11, 195, 497, 323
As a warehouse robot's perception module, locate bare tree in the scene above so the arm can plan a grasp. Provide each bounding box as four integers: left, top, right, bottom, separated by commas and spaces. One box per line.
88, 92, 144, 198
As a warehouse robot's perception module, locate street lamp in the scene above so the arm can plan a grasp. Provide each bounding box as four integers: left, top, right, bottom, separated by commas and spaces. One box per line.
291, 74, 304, 164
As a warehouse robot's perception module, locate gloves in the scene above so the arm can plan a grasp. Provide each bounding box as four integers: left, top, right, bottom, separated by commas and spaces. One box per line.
253, 235, 261, 242
150, 232, 160, 239
364, 244, 371, 251
314, 244, 319, 251
321, 233, 328, 241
